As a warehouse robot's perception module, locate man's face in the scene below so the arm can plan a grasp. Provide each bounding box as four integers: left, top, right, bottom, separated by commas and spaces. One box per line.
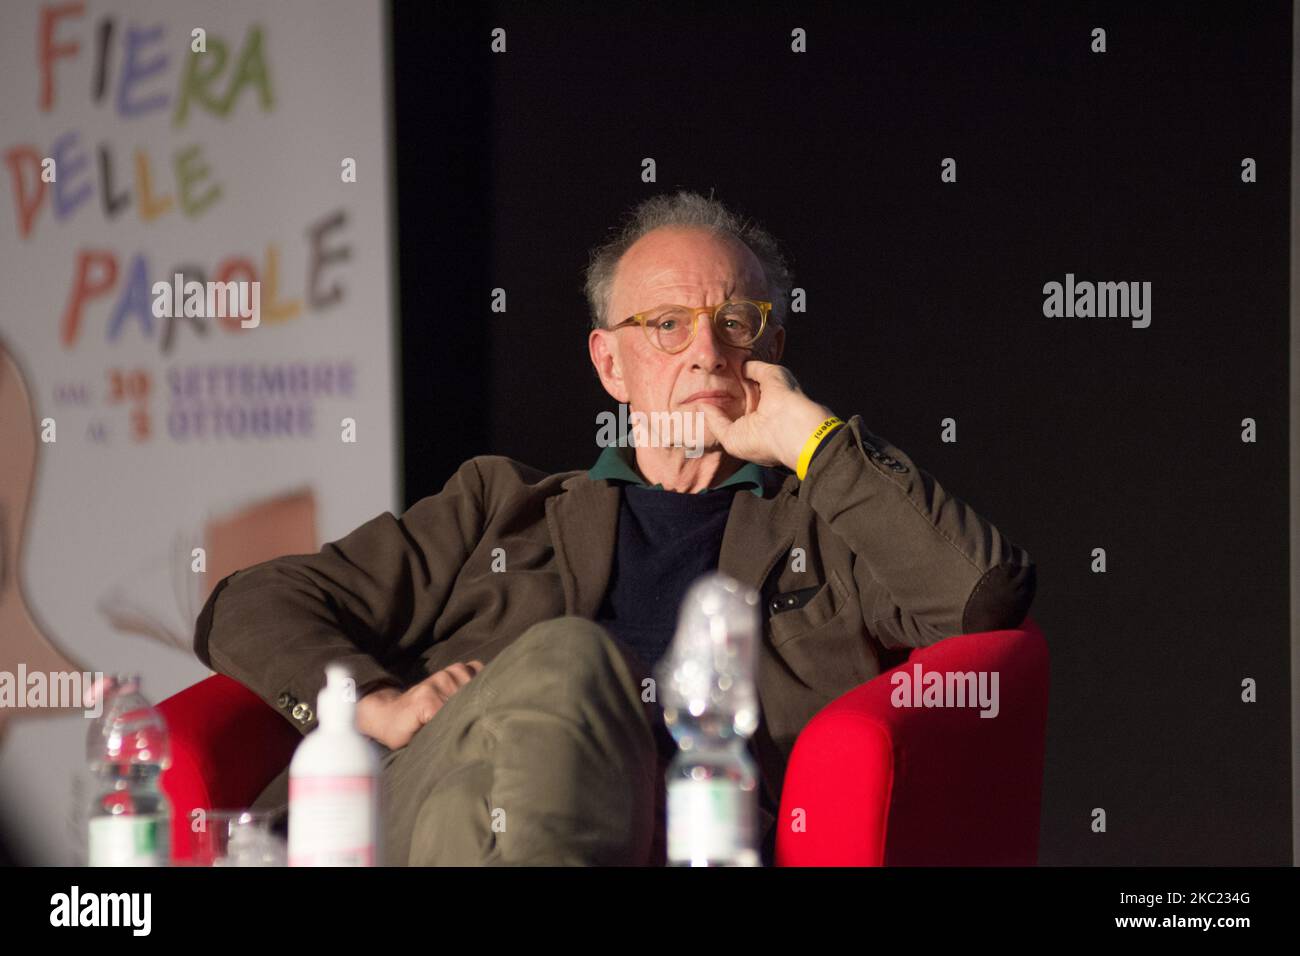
588, 226, 785, 448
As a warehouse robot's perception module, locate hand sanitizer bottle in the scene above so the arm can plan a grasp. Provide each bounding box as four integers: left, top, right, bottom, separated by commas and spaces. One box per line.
288, 663, 381, 866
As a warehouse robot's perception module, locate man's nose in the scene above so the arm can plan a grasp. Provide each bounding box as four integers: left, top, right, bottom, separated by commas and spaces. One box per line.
685, 313, 727, 370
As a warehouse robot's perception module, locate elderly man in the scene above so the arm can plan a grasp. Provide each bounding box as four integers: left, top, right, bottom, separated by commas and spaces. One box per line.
193, 190, 1036, 866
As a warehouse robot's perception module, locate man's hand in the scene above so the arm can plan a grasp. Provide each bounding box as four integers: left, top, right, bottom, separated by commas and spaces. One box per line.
697, 360, 836, 471
355, 661, 484, 750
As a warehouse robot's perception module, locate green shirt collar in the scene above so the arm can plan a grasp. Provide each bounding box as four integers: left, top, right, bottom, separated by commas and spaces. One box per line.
588, 443, 769, 498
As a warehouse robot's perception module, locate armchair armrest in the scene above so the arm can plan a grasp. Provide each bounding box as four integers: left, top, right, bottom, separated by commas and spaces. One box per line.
776, 618, 1048, 866
157, 674, 300, 859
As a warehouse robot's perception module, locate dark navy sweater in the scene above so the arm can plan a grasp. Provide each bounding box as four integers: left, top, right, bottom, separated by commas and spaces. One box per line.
595, 482, 739, 675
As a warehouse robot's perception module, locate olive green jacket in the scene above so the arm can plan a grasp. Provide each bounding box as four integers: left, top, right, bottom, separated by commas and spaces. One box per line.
193, 415, 1036, 827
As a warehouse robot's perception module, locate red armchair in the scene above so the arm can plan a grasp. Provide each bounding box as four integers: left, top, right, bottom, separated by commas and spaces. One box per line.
776, 617, 1048, 865
159, 617, 1047, 865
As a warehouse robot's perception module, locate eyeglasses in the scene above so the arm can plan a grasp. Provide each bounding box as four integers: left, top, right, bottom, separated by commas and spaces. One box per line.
608, 299, 772, 354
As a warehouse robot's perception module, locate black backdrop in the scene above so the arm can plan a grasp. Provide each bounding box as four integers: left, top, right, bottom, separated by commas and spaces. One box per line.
391, 1, 1293, 865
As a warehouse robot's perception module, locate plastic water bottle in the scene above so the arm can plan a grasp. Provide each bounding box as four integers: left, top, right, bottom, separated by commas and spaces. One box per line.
655, 572, 762, 866
86, 674, 172, 866
69, 675, 124, 865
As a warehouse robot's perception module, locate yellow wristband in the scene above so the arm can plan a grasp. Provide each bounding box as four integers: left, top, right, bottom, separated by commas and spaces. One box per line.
796, 417, 844, 480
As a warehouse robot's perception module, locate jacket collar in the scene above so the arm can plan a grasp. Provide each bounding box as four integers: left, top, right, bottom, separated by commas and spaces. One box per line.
587, 443, 768, 498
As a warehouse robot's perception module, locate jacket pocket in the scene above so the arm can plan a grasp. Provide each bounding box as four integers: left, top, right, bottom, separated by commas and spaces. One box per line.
767, 570, 873, 696
768, 571, 848, 647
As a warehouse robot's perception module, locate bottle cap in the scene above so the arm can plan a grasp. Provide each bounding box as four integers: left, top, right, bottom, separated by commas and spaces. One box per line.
317, 663, 358, 731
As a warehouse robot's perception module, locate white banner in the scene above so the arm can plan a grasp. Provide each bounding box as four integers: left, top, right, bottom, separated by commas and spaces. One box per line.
0, 0, 396, 864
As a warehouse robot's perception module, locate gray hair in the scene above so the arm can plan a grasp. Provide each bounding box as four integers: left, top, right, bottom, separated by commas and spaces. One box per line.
583, 190, 794, 332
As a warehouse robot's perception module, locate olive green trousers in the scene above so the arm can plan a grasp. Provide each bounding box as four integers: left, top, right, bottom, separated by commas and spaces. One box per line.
379, 616, 671, 866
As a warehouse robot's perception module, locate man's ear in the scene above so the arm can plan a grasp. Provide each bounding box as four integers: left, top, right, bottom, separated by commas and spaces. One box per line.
588, 328, 630, 404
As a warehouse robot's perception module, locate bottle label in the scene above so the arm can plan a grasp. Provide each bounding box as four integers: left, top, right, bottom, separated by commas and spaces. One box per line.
667, 779, 757, 865
88, 815, 162, 867
289, 775, 377, 866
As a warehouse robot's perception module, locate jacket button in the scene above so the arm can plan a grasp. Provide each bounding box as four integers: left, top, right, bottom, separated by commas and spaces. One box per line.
277, 693, 292, 709
291, 702, 307, 720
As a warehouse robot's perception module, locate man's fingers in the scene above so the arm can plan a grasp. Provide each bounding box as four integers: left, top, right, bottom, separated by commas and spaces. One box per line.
442, 662, 478, 687
412, 662, 483, 715
410, 685, 447, 724
736, 363, 768, 412
698, 404, 732, 440
424, 670, 460, 697
744, 359, 798, 391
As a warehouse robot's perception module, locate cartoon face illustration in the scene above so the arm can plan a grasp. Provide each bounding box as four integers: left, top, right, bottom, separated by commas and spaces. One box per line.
0, 341, 81, 738
0, 339, 321, 741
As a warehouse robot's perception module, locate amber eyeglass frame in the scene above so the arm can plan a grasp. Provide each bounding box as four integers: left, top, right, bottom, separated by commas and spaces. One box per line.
608, 299, 773, 354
